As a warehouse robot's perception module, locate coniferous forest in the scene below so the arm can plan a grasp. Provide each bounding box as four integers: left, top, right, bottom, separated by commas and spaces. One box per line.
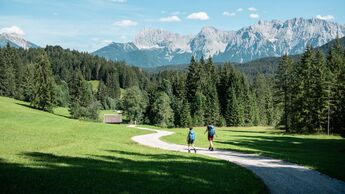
1, 39, 345, 134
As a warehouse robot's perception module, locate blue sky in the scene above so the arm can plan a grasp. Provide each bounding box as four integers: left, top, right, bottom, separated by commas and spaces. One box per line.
0, 0, 344, 52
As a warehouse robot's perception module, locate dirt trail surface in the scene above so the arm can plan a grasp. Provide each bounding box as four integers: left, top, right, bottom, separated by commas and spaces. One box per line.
129, 125, 345, 194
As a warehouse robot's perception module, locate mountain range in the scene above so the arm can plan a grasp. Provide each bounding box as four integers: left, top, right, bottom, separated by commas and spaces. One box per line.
0, 32, 38, 49
93, 17, 345, 67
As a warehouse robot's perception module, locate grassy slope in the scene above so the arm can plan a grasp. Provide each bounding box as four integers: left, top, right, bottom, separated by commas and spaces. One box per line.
0, 97, 266, 194
162, 126, 345, 182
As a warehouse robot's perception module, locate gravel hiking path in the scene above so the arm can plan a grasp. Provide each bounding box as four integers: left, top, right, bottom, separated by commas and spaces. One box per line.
129, 125, 345, 194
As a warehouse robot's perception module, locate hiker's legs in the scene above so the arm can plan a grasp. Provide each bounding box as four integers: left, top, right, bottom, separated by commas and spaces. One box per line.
192, 143, 196, 153
209, 140, 214, 151
188, 143, 191, 152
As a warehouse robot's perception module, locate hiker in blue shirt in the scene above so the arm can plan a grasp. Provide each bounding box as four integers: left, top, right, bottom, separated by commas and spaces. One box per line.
204, 123, 216, 151
187, 127, 197, 153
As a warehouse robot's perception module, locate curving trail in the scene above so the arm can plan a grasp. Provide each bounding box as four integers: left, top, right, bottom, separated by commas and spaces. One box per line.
129, 125, 345, 194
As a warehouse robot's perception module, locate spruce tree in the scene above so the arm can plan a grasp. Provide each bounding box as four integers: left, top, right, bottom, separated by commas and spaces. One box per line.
275, 54, 293, 132
326, 38, 345, 133
291, 45, 314, 132
186, 56, 202, 117
218, 64, 235, 119
225, 86, 240, 126
31, 52, 56, 112
186, 56, 207, 125
310, 51, 330, 131
171, 73, 187, 127
203, 58, 220, 124
152, 92, 174, 128
22, 63, 35, 102
105, 71, 120, 99
69, 68, 85, 118
193, 91, 206, 126
97, 80, 109, 109
180, 100, 192, 127
0, 44, 16, 97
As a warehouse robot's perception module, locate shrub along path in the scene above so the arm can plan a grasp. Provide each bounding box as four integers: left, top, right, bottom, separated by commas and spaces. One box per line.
130, 126, 345, 194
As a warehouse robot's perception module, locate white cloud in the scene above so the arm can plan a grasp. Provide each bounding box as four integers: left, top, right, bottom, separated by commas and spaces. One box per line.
249, 14, 259, 19
316, 15, 334, 20
160, 15, 181, 22
114, 19, 138, 27
187, 12, 209, 20
0, 26, 25, 36
223, 11, 236, 16
237, 8, 243, 12
248, 7, 257, 11
121, 35, 127, 40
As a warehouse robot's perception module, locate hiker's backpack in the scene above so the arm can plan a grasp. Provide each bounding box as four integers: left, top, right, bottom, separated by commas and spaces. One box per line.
208, 125, 215, 136
188, 131, 195, 141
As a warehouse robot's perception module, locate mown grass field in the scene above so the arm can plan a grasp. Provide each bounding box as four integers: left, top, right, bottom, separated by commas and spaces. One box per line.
0, 97, 266, 193
162, 126, 345, 182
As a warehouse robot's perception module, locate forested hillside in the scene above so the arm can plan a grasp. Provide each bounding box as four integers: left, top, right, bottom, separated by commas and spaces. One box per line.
1, 38, 345, 134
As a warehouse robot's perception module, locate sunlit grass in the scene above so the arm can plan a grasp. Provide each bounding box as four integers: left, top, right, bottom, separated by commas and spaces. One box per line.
163, 126, 345, 182
0, 96, 266, 193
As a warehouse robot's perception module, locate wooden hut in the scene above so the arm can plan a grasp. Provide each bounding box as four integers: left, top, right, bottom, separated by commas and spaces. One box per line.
104, 114, 122, 124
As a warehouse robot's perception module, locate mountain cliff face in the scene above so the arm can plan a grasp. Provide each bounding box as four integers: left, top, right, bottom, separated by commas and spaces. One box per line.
0, 33, 38, 49
93, 17, 345, 67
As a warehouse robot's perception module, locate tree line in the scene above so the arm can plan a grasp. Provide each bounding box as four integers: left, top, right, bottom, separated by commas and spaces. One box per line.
0, 44, 149, 120
275, 39, 345, 134
0, 40, 344, 134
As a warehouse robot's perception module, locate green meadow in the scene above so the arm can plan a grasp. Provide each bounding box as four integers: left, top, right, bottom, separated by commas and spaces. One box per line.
163, 126, 345, 182
0, 97, 266, 193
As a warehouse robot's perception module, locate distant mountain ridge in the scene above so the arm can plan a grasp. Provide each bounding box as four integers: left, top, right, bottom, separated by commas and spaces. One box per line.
145, 36, 345, 78
0, 32, 38, 49
93, 17, 345, 67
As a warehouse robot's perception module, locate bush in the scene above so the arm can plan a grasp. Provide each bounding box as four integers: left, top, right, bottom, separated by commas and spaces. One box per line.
85, 101, 101, 121
217, 116, 227, 127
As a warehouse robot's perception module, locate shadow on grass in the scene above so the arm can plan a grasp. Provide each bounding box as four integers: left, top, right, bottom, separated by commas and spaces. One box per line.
0, 150, 267, 194
15, 102, 71, 119
219, 129, 283, 135
216, 134, 345, 182
15, 102, 38, 110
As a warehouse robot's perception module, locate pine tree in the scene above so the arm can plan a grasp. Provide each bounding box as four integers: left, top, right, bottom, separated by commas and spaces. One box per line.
186, 56, 202, 118
0, 44, 16, 97
180, 100, 192, 127
170, 73, 187, 127
275, 54, 294, 132
68, 68, 85, 118
22, 63, 35, 102
152, 92, 174, 128
97, 80, 109, 109
326, 38, 345, 133
105, 71, 120, 99
225, 86, 240, 126
291, 45, 314, 133
310, 51, 330, 131
203, 58, 220, 124
31, 52, 56, 112
11, 46, 23, 100
193, 91, 206, 126
144, 87, 158, 125
254, 74, 268, 125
